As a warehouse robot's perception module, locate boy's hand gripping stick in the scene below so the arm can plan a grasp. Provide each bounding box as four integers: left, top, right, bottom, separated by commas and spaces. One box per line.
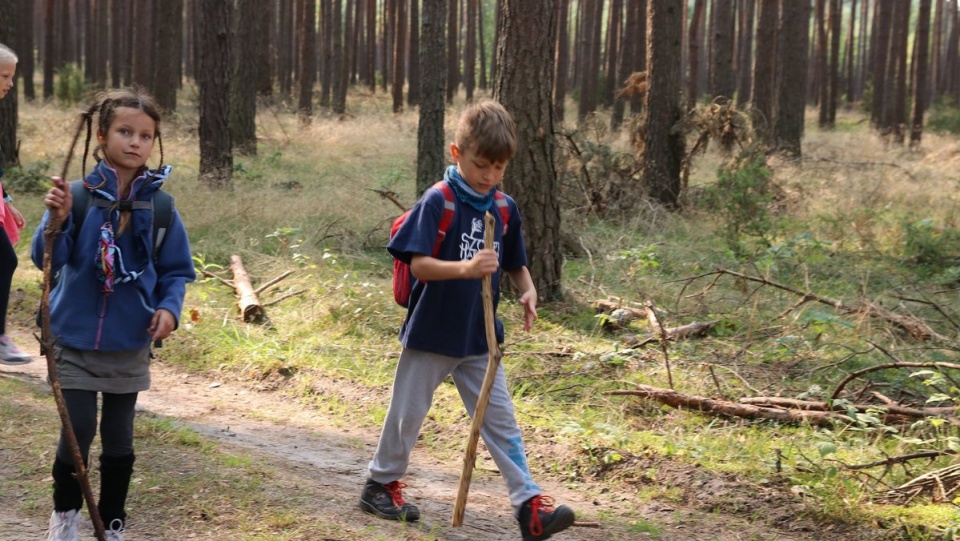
40, 117, 108, 541
453, 212, 500, 527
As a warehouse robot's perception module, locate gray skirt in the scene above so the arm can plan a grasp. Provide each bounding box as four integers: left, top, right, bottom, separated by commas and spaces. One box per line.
53, 345, 152, 394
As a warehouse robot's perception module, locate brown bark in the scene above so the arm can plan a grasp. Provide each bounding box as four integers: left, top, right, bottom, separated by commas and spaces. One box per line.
640, 0, 684, 208
911, 0, 932, 146
493, 0, 562, 299
464, 0, 476, 101
417, 0, 447, 195
230, 255, 265, 323
197, 0, 233, 189
553, 0, 569, 122
735, 0, 753, 106
446, 0, 459, 102
391, 0, 406, 113
298, 0, 317, 120
0, 0, 18, 166
710, 0, 735, 101
406, 0, 419, 105
773, 0, 810, 156
154, 0, 184, 113
687, 0, 704, 110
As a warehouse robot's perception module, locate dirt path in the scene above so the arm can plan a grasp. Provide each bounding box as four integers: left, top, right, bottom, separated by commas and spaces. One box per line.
0, 328, 869, 541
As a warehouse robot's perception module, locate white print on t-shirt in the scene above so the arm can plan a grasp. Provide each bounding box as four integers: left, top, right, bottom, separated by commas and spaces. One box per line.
460, 217, 500, 261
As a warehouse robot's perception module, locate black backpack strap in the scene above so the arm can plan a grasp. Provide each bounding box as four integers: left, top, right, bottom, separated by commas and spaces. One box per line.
68, 180, 91, 243
150, 190, 174, 262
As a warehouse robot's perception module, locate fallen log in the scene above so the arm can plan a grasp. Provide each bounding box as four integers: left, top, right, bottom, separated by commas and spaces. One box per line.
739, 397, 960, 426
622, 320, 719, 347
876, 462, 960, 504
230, 255, 265, 323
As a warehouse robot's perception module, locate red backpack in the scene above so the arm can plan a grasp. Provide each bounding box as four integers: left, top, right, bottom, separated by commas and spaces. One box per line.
391, 181, 511, 307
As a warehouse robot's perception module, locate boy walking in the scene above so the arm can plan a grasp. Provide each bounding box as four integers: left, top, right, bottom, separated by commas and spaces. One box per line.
360, 100, 575, 540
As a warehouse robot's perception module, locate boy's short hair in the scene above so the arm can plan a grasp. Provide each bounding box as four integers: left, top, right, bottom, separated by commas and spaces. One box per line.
454, 100, 517, 163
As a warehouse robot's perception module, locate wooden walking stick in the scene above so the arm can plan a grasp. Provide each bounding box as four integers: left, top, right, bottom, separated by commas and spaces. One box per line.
40, 115, 108, 541
452, 211, 500, 527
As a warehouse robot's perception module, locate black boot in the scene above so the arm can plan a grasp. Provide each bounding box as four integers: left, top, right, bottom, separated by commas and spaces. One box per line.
359, 478, 420, 522
517, 494, 575, 541
97, 453, 135, 529
52, 457, 85, 512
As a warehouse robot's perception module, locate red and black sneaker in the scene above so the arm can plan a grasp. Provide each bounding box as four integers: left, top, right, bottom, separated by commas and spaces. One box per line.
359, 479, 421, 522
518, 494, 575, 540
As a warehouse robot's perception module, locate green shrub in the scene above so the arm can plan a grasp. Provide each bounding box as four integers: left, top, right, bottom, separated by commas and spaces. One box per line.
927, 99, 960, 135
700, 155, 774, 249
54, 63, 86, 106
1, 160, 51, 194
902, 217, 960, 269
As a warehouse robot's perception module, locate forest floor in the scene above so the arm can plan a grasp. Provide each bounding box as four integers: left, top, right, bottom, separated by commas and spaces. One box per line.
0, 327, 900, 541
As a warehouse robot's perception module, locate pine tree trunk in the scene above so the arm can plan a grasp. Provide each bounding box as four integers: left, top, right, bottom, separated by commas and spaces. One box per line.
603, 0, 623, 108
871, 0, 892, 128
278, 0, 293, 97
417, 0, 447, 195
751, 0, 777, 143
258, 1, 275, 96
773, 0, 810, 156
197, 0, 233, 189
131, 0, 154, 91
43, 0, 54, 99
391, 0, 406, 112
687, 0, 704, 110
577, 0, 602, 121
446, 0, 459, 102
229, 0, 257, 153
334, 0, 348, 114
478, 0, 487, 89
154, 0, 183, 113
640, 0, 684, 208
735, 0, 753, 107
493, 0, 562, 300
911, 0, 932, 145
553, 0, 569, 122
612, 0, 638, 130
0, 0, 18, 167
844, 0, 857, 106
406, 0, 419, 105
827, 0, 840, 124
891, 0, 909, 143
366, 0, 376, 92
17, 0, 34, 100
710, 0, 735, 101
298, 0, 317, 120
816, 0, 828, 126
464, 0, 476, 101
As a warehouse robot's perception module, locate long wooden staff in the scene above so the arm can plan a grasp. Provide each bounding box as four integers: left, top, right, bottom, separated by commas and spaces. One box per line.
452, 211, 501, 527
41, 116, 107, 541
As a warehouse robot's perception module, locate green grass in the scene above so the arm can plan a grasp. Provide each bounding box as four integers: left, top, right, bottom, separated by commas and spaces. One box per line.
5, 91, 960, 539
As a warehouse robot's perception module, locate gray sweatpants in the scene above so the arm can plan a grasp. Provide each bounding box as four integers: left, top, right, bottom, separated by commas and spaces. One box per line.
368, 347, 541, 513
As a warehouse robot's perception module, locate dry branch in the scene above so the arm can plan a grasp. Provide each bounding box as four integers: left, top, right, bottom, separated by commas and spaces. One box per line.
830, 361, 960, 401
605, 384, 852, 427
705, 268, 949, 342
622, 320, 719, 347
876, 462, 960, 504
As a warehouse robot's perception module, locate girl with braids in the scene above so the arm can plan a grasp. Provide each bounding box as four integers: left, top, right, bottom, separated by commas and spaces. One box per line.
0, 42, 32, 365
31, 89, 195, 541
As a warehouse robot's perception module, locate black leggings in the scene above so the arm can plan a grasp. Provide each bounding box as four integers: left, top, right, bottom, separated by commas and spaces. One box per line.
56, 389, 138, 465
0, 227, 16, 335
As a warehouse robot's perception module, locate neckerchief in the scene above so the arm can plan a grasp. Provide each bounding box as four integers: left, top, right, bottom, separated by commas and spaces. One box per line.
444, 165, 494, 212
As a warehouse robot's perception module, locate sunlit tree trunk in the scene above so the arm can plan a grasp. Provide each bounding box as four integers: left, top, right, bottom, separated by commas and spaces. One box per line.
494, 0, 562, 299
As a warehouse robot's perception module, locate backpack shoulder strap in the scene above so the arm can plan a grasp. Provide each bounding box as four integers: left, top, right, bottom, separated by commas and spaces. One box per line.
494, 190, 510, 236
431, 181, 456, 257
150, 190, 174, 262
68, 180, 91, 243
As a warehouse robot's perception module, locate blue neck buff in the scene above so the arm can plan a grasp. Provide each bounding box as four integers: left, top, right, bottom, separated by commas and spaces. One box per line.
444, 165, 494, 212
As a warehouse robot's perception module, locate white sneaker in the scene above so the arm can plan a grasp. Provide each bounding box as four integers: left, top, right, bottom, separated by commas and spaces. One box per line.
47, 509, 80, 541
105, 518, 125, 541
0, 334, 32, 365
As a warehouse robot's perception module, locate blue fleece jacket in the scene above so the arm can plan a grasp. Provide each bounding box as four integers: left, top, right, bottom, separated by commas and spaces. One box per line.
31, 161, 195, 351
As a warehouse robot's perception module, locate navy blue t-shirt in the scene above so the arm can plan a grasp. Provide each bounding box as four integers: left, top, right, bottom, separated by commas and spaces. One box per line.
388, 184, 528, 358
